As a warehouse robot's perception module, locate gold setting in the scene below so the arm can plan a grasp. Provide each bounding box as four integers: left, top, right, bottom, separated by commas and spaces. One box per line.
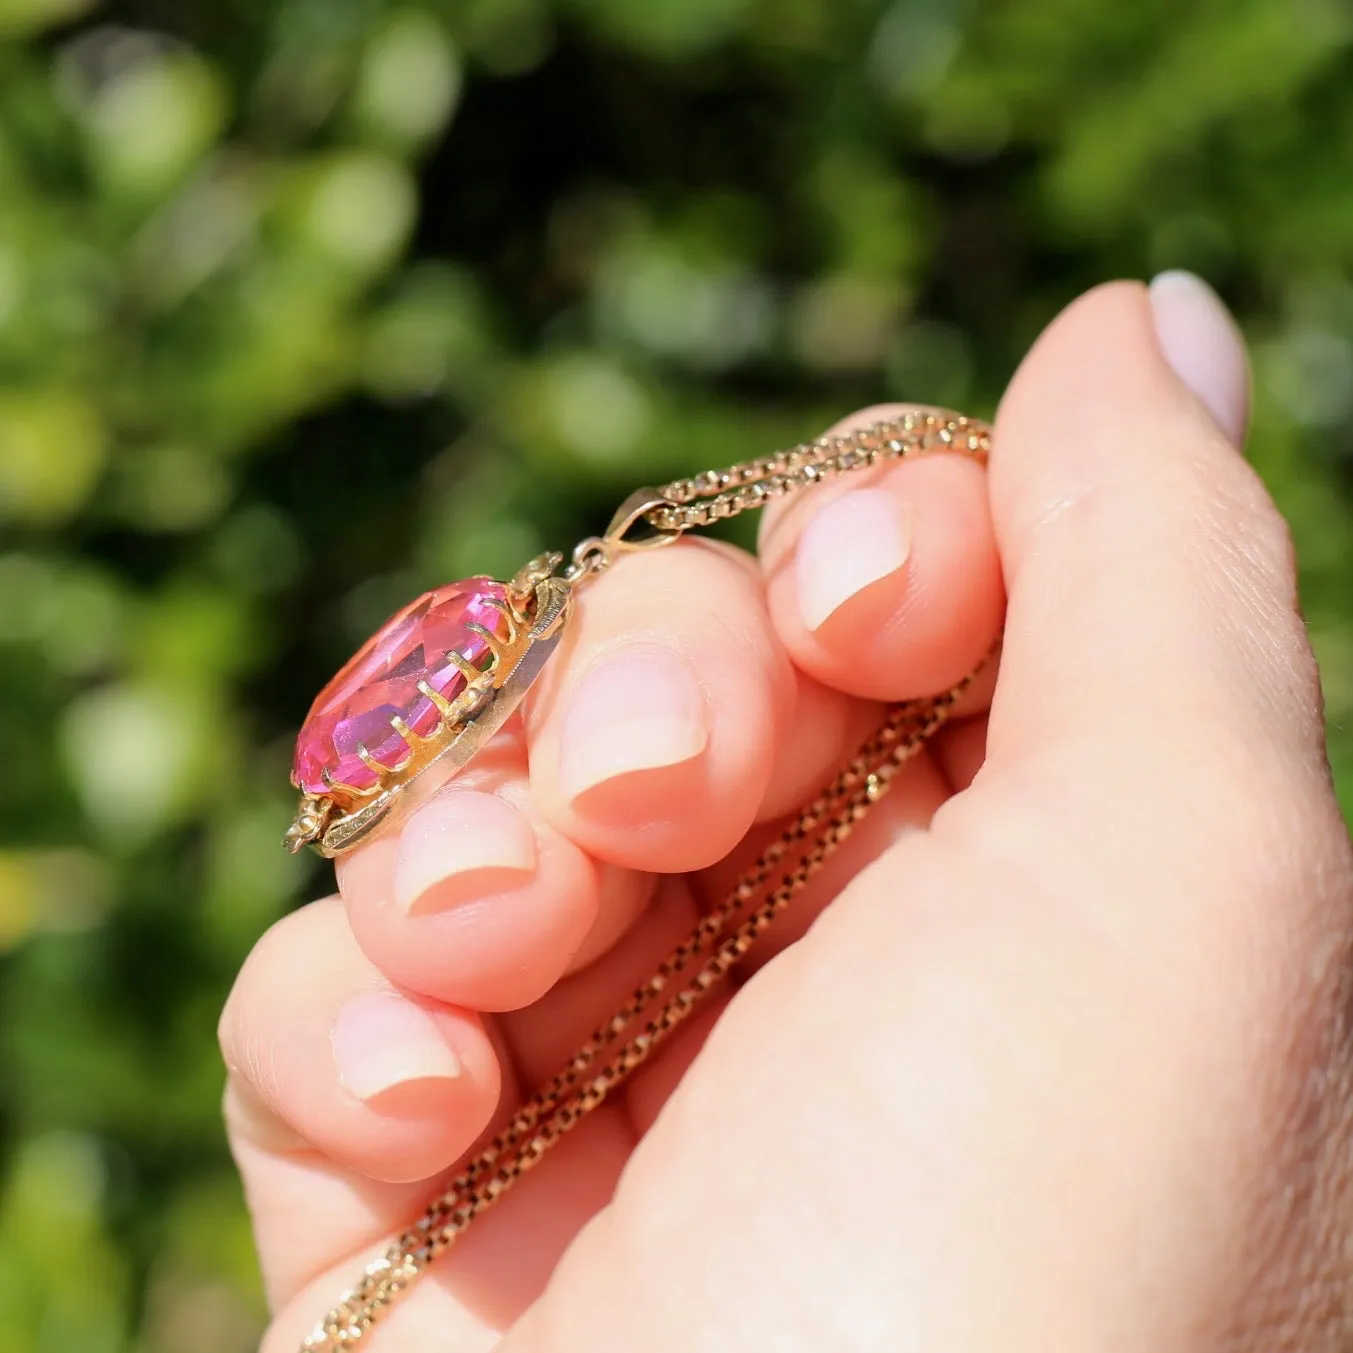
285, 569, 572, 858
295, 411, 993, 1351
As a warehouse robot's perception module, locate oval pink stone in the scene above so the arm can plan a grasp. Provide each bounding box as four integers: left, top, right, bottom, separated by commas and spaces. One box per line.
293, 578, 513, 798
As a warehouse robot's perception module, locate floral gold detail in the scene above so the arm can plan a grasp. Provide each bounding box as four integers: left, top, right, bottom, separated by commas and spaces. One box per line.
286, 574, 570, 857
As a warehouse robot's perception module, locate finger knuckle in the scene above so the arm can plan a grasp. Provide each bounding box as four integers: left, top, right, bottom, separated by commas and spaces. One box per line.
1176, 449, 1324, 755
1207, 460, 1300, 611
217, 899, 333, 1060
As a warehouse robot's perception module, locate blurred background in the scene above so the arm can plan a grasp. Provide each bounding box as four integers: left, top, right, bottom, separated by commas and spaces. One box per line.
2, 0, 1352, 1347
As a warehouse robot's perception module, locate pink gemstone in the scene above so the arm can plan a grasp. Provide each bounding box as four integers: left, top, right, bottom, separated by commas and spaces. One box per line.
293, 578, 513, 799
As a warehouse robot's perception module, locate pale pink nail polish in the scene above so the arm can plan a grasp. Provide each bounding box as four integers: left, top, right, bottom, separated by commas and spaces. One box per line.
1148, 270, 1251, 446
332, 992, 461, 1103
558, 644, 709, 802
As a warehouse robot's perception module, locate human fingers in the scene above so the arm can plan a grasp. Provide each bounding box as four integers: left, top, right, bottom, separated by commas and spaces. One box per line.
259, 1105, 632, 1353
496, 873, 741, 1139
931, 714, 988, 792
226, 902, 646, 1352
332, 535, 853, 1012
524, 406, 1003, 871
498, 876, 708, 1088
331, 399, 1002, 1014
523, 538, 802, 873
691, 747, 951, 977
219, 897, 503, 1304
499, 279, 1353, 1353
334, 745, 655, 1012
978, 274, 1310, 770
758, 404, 1004, 702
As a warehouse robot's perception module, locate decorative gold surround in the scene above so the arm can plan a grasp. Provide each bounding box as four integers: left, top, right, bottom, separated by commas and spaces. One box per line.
284, 561, 571, 859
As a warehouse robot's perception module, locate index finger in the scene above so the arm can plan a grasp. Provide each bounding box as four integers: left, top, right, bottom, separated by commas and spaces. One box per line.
757, 404, 1004, 702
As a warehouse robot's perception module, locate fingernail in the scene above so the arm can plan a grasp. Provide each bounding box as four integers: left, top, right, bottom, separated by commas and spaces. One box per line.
796, 486, 913, 631
332, 992, 461, 1102
394, 790, 536, 916
559, 644, 709, 801
1148, 271, 1250, 446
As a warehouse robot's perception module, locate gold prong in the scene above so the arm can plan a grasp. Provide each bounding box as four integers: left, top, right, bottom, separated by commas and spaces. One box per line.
390, 713, 421, 749
452, 677, 494, 723
322, 766, 380, 799
417, 679, 457, 718
356, 743, 384, 774
465, 621, 506, 668
451, 670, 493, 706
481, 596, 519, 641
444, 649, 481, 683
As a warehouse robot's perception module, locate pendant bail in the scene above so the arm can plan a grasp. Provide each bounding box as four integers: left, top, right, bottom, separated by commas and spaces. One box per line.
601, 488, 683, 553
562, 488, 683, 586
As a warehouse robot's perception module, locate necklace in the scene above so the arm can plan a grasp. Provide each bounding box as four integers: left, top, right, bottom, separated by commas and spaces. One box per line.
285, 408, 991, 1350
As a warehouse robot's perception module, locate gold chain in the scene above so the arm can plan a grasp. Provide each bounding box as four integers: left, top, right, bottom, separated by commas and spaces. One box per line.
300, 410, 991, 1351
653, 409, 986, 529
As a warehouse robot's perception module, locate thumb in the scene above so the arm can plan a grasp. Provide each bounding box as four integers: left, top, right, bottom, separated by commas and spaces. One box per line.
981, 277, 1323, 781
497, 283, 1349, 1353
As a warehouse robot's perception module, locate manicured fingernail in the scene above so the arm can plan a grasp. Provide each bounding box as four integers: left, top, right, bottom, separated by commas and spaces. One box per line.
796, 486, 913, 631
1148, 271, 1250, 446
332, 992, 461, 1102
559, 644, 709, 801
394, 790, 536, 916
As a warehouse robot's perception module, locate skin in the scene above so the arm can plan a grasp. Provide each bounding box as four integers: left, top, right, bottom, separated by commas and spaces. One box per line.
221, 282, 1353, 1352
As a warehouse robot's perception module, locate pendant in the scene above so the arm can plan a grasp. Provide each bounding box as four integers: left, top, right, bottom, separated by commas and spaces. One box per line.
284, 491, 675, 858
286, 411, 994, 1352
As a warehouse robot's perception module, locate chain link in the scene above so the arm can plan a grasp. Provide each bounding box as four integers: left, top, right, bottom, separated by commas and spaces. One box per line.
300, 409, 991, 1351
649, 408, 987, 531
562, 536, 612, 585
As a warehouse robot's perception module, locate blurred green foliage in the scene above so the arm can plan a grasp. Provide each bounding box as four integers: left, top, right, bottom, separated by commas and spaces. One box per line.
2, 0, 1352, 1347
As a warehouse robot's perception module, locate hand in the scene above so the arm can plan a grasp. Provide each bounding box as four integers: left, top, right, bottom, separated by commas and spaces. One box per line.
221, 279, 1353, 1352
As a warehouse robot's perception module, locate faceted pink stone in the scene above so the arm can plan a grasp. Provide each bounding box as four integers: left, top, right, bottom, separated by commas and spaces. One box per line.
293, 578, 513, 799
